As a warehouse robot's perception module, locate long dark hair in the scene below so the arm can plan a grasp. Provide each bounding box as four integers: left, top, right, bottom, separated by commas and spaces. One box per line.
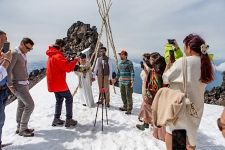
183, 34, 214, 84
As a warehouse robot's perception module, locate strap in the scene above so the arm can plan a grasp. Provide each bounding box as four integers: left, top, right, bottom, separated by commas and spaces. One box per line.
182, 55, 188, 98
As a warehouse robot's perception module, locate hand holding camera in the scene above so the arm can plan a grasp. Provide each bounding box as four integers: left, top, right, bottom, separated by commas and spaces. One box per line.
1, 42, 12, 64
168, 39, 179, 50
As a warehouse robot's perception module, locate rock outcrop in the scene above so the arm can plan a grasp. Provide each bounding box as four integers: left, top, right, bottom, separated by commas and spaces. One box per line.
63, 21, 99, 59
205, 71, 225, 106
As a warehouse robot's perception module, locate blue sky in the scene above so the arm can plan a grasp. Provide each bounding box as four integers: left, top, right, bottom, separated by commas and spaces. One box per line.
0, 0, 225, 62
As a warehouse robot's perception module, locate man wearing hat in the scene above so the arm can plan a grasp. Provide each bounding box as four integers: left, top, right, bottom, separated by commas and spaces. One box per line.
112, 49, 135, 114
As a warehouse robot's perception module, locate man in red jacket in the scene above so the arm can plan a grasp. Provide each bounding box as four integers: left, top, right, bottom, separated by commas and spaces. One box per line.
46, 39, 79, 127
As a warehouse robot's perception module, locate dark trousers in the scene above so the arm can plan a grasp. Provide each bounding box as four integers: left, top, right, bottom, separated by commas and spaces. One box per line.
0, 89, 7, 143
54, 90, 73, 119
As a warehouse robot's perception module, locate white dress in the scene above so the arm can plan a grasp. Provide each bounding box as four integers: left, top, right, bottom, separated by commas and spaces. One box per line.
163, 56, 207, 146
78, 62, 94, 107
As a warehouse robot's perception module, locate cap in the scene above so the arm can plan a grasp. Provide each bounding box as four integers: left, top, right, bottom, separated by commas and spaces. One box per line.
118, 49, 128, 56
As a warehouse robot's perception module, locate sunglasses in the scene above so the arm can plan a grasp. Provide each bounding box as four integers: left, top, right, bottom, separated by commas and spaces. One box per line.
217, 118, 225, 131
23, 43, 33, 51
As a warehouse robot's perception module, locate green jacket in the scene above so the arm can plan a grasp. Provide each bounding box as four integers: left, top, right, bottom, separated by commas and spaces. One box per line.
164, 43, 183, 64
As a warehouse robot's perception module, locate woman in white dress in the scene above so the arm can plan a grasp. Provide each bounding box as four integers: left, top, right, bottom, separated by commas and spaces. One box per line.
163, 34, 214, 150
77, 54, 94, 107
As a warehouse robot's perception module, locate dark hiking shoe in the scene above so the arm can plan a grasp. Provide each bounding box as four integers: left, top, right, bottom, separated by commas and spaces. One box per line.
65, 119, 78, 127
52, 118, 65, 126
83, 104, 87, 106
96, 100, 103, 104
106, 103, 110, 108
119, 107, 127, 111
16, 128, 34, 134
19, 129, 34, 137
125, 110, 131, 115
136, 123, 149, 131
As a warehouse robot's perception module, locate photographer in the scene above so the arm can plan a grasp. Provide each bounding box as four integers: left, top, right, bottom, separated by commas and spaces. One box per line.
0, 30, 12, 149
136, 52, 166, 137
46, 39, 79, 127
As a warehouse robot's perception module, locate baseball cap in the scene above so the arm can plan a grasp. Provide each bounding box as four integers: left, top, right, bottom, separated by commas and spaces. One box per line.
118, 49, 128, 56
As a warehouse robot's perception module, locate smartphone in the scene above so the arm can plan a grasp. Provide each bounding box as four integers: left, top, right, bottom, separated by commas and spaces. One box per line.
172, 129, 186, 150
168, 39, 175, 45
2, 42, 10, 53
169, 50, 175, 63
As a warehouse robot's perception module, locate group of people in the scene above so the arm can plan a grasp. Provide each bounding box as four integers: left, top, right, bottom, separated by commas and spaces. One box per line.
0, 29, 225, 150
134, 34, 225, 150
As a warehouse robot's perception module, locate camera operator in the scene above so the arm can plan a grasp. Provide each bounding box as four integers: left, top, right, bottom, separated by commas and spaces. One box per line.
46, 39, 80, 127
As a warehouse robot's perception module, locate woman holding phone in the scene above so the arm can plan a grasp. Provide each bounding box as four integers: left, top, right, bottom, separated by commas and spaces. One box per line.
163, 34, 214, 150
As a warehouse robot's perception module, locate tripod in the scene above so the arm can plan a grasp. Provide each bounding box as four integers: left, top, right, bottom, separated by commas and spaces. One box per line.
94, 60, 109, 131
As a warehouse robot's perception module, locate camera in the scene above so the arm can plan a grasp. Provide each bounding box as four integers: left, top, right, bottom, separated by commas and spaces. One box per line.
65, 50, 82, 62
168, 39, 175, 45
140, 61, 144, 69
2, 42, 10, 53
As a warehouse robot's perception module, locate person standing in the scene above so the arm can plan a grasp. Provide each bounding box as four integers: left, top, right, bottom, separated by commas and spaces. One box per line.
93, 47, 113, 107
0, 30, 12, 149
112, 49, 135, 115
76, 54, 94, 107
163, 34, 214, 150
46, 39, 79, 127
7, 37, 35, 137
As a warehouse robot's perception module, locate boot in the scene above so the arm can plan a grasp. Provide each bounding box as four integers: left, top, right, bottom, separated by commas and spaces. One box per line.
19, 129, 34, 137
136, 123, 149, 131
125, 110, 131, 115
52, 118, 65, 126
119, 107, 127, 111
16, 128, 34, 134
65, 119, 78, 127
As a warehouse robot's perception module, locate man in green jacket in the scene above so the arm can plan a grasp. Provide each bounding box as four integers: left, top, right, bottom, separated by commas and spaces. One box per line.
112, 50, 135, 115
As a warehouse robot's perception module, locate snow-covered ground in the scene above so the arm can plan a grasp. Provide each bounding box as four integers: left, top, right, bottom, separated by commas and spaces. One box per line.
2, 73, 225, 150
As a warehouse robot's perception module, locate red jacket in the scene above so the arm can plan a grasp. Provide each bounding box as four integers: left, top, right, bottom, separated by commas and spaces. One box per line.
46, 46, 78, 92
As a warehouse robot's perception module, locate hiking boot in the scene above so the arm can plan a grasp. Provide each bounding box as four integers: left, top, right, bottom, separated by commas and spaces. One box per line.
19, 129, 34, 137
65, 119, 78, 127
106, 103, 110, 108
96, 100, 103, 104
119, 107, 127, 111
136, 123, 149, 131
125, 110, 131, 115
16, 128, 34, 134
52, 118, 65, 126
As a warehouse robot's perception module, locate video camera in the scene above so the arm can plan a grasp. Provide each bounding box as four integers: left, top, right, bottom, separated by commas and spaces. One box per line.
64, 47, 82, 62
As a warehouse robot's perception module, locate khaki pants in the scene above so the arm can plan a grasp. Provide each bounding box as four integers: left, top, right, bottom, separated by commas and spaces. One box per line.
15, 84, 35, 131
97, 75, 110, 104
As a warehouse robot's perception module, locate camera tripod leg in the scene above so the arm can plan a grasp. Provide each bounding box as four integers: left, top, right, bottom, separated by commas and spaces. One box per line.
104, 93, 109, 125
94, 94, 101, 127
102, 100, 104, 131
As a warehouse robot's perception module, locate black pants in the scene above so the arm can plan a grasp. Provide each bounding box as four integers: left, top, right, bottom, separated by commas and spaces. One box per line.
54, 90, 73, 119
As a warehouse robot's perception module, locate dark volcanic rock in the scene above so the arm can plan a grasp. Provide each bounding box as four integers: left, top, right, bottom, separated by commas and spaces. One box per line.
205, 71, 225, 106
63, 21, 99, 59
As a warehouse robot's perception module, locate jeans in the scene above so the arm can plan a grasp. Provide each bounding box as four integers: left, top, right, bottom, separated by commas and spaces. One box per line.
0, 89, 8, 143
54, 90, 73, 119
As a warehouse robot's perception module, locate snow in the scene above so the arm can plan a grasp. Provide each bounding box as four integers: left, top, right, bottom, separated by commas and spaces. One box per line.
2, 73, 225, 150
